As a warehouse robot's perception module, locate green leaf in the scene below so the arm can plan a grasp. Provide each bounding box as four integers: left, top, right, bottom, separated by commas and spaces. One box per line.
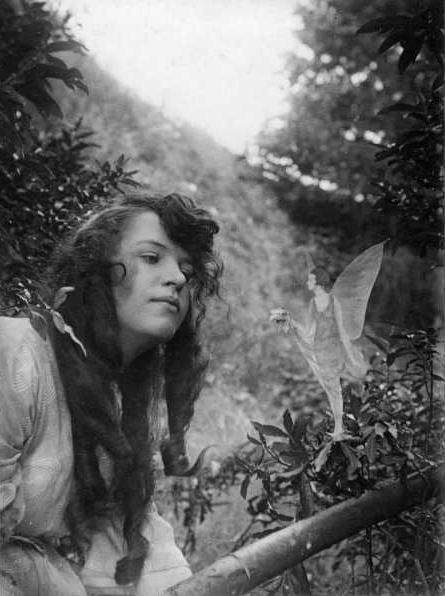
74, 79, 89, 94
276, 512, 294, 522
282, 409, 293, 435
340, 443, 360, 479
46, 55, 68, 69
378, 102, 424, 115
374, 422, 386, 437
46, 40, 85, 54
271, 441, 292, 454
386, 352, 396, 367
51, 310, 87, 357
53, 286, 75, 309
356, 18, 394, 35
375, 148, 396, 162
357, 15, 409, 35
291, 414, 308, 444
314, 442, 332, 473
398, 40, 423, 73
13, 82, 63, 119
432, 73, 444, 91
277, 464, 305, 479
251, 421, 288, 438
366, 334, 390, 353
379, 31, 403, 54
246, 433, 261, 446
365, 432, 377, 463
432, 374, 445, 382
386, 424, 398, 439
350, 393, 362, 419
240, 475, 250, 499
120, 178, 140, 187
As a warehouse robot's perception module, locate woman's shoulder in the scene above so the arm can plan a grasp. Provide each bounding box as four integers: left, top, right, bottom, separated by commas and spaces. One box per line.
0, 316, 62, 429
0, 315, 49, 354
0, 316, 52, 385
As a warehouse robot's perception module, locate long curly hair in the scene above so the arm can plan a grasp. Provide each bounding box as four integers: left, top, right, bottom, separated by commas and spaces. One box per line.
45, 193, 222, 584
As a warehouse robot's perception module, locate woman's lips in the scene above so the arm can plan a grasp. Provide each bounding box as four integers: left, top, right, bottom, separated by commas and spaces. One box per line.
151, 296, 180, 311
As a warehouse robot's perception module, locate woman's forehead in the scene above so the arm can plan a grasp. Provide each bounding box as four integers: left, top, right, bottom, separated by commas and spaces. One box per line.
118, 211, 189, 259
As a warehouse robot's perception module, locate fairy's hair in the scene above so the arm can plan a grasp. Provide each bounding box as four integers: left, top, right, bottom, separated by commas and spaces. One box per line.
45, 192, 222, 584
310, 266, 332, 290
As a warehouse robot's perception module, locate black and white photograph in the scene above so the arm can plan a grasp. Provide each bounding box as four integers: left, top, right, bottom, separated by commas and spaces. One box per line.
0, 1, 444, 595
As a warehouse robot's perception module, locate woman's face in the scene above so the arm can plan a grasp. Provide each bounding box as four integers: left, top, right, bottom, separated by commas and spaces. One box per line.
112, 211, 192, 365
307, 272, 317, 291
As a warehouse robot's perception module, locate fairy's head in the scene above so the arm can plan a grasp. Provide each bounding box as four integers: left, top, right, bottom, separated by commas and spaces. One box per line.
307, 266, 331, 292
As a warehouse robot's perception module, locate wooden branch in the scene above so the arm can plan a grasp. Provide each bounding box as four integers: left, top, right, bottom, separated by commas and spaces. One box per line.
162, 465, 444, 596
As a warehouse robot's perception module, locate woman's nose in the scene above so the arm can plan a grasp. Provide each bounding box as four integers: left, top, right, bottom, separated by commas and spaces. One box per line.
164, 259, 186, 289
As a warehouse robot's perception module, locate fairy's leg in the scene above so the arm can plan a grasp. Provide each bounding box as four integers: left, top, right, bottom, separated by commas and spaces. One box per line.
320, 375, 344, 439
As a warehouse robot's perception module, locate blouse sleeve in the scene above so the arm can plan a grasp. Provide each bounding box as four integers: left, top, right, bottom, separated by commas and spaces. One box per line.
0, 338, 38, 544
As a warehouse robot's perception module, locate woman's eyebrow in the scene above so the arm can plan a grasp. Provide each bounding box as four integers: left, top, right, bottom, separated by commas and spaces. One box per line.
134, 240, 166, 249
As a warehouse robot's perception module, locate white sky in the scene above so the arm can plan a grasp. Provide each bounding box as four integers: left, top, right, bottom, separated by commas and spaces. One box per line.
51, 0, 301, 153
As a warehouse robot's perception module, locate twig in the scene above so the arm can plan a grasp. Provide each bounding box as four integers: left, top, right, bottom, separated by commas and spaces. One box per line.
365, 527, 376, 595
413, 558, 432, 596
229, 519, 257, 552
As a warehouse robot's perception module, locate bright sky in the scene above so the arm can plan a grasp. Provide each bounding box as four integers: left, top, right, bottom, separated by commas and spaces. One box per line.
52, 0, 300, 153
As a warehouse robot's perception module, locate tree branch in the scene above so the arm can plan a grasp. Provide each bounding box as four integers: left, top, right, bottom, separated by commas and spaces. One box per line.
162, 465, 444, 596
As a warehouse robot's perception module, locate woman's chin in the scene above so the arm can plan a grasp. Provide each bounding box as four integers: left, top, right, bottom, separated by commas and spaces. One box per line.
147, 323, 179, 345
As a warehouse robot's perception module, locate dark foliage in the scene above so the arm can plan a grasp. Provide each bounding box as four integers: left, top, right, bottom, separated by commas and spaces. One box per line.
256, 0, 444, 255
0, 0, 87, 153
230, 322, 444, 595
0, 1, 139, 311
358, 0, 444, 256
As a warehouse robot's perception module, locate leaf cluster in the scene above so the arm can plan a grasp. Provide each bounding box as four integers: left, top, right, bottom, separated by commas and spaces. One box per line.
357, 2, 444, 75
0, 0, 87, 155
0, 119, 139, 311
231, 324, 443, 594
0, 2, 140, 311
358, 0, 444, 255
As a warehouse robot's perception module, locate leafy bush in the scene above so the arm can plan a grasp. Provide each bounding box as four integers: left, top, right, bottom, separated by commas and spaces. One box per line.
256, 0, 444, 257
0, 1, 139, 311
233, 322, 444, 595
357, 0, 444, 256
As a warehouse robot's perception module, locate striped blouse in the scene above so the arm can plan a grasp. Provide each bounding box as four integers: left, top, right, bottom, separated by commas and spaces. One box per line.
0, 316, 191, 595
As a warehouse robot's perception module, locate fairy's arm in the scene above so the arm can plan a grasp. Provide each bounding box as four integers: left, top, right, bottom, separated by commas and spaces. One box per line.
291, 298, 316, 342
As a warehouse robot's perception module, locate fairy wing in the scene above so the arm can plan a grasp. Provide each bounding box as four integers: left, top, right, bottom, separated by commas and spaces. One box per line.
332, 241, 386, 341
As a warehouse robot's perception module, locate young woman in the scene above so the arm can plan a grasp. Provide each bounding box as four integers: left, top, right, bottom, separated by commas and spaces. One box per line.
0, 193, 223, 595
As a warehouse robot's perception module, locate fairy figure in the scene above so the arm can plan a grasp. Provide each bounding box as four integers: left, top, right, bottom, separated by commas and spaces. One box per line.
271, 241, 386, 441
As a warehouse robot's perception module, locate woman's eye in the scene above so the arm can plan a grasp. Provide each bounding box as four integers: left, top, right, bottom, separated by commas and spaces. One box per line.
141, 253, 159, 264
